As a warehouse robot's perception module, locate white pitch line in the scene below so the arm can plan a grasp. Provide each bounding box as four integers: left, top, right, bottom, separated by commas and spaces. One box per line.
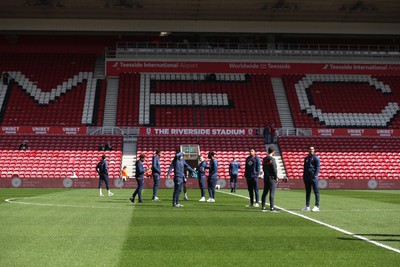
217, 190, 400, 254
5, 198, 133, 210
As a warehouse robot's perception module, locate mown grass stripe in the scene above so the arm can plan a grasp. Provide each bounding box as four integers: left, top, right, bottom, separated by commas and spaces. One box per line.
218, 190, 400, 254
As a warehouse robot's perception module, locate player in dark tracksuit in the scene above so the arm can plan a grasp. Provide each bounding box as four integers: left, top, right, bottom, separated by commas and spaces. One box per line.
302, 146, 321, 211
151, 151, 162, 201
261, 146, 278, 212
229, 157, 241, 193
206, 151, 218, 202
96, 154, 113, 197
130, 154, 147, 203
244, 148, 261, 207
167, 152, 194, 207
196, 155, 208, 201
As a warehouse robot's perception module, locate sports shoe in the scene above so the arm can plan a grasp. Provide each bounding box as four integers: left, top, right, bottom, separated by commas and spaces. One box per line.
301, 206, 311, 211
184, 194, 188, 201
108, 192, 114, 196
100, 192, 104, 197
312, 206, 320, 212
199, 197, 206, 202
254, 203, 259, 207
206, 198, 215, 202
270, 208, 278, 213
129, 197, 135, 203
262, 208, 267, 212
246, 204, 254, 207
173, 203, 184, 207
152, 197, 160, 201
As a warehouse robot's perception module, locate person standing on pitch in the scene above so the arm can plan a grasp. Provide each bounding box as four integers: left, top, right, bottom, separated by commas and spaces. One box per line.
229, 156, 241, 193
130, 154, 147, 203
261, 146, 278, 212
302, 146, 320, 212
244, 148, 261, 207
151, 150, 162, 201
196, 155, 207, 201
206, 151, 218, 202
167, 151, 194, 207
96, 154, 113, 197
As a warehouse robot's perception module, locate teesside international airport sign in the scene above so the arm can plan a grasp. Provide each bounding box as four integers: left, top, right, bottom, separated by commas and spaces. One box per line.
106, 61, 400, 77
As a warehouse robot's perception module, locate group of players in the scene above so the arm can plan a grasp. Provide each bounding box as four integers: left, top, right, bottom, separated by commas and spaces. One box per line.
96, 145, 321, 212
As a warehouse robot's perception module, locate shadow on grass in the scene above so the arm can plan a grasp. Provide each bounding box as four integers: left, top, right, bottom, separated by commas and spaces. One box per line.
338, 233, 400, 242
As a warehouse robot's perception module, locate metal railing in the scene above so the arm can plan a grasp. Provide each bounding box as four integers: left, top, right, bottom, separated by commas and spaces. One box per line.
87, 126, 139, 137
106, 42, 400, 60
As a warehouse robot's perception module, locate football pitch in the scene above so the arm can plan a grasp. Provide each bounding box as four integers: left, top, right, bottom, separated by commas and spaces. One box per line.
0, 188, 399, 267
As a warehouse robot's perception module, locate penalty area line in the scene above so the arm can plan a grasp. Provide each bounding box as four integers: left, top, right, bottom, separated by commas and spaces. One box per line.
217, 190, 400, 254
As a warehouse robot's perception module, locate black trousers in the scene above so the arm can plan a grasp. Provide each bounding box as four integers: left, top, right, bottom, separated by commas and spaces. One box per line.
261, 176, 277, 210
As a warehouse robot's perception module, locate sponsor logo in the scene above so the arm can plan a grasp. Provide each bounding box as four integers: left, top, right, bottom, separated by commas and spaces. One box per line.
376, 129, 394, 137
347, 129, 365, 136
326, 64, 388, 71
11, 178, 22, 188
114, 178, 124, 189
1, 127, 19, 134
368, 179, 378, 189
63, 127, 80, 135
32, 127, 50, 134
217, 179, 227, 189
165, 178, 175, 189
63, 178, 73, 188
317, 129, 335, 136
319, 179, 328, 189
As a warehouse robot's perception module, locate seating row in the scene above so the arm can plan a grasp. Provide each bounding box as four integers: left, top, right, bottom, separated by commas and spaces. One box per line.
279, 136, 400, 180
0, 134, 123, 178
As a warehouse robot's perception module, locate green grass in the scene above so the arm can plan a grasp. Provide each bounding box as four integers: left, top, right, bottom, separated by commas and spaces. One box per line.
0, 188, 399, 267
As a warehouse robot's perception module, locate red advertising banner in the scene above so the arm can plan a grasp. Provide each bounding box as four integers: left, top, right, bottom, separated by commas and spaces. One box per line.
139, 127, 257, 136
1, 178, 400, 190
0, 126, 87, 135
106, 60, 400, 77
312, 128, 400, 137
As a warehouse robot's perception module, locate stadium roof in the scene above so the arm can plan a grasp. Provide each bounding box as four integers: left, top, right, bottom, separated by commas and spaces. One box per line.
0, 0, 399, 34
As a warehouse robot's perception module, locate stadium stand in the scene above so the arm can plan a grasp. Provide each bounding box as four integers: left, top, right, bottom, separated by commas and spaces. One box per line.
0, 54, 105, 126
0, 134, 123, 178
116, 73, 281, 128
116, 73, 140, 126
282, 74, 400, 128
279, 136, 400, 180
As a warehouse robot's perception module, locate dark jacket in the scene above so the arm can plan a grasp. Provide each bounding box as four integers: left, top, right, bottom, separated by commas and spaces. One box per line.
229, 161, 241, 176
135, 160, 147, 179
96, 159, 108, 175
167, 152, 194, 179
196, 161, 207, 177
303, 154, 320, 180
263, 155, 277, 178
151, 155, 161, 174
244, 155, 261, 179
207, 158, 218, 179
